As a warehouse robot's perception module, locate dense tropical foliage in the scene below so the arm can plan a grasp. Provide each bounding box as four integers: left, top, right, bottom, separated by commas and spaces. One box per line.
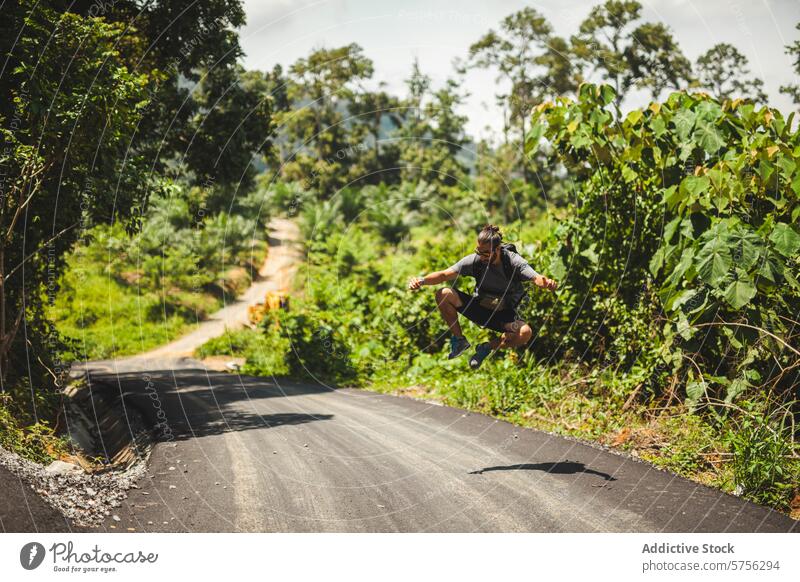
1, 0, 798, 515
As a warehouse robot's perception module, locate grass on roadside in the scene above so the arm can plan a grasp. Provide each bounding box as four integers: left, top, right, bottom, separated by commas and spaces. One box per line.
367, 352, 799, 516
50, 246, 264, 360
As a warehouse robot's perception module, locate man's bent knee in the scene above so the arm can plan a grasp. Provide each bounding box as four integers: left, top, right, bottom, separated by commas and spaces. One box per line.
504, 320, 531, 338
435, 287, 461, 307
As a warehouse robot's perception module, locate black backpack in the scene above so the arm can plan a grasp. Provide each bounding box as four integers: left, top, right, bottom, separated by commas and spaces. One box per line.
471, 243, 529, 311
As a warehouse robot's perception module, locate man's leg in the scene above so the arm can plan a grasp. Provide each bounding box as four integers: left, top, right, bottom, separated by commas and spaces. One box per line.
434, 287, 464, 337
488, 320, 532, 350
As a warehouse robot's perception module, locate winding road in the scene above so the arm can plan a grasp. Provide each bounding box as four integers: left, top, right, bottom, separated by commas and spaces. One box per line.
71, 219, 796, 532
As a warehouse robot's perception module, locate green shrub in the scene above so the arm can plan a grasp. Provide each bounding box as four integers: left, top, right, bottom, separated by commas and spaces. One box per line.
197, 327, 290, 377
727, 402, 798, 511
0, 394, 69, 464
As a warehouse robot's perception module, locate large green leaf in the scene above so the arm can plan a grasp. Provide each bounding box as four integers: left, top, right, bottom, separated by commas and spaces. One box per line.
570, 130, 593, 149
679, 216, 695, 240
525, 121, 545, 156
580, 242, 599, 264
776, 153, 796, 178
663, 216, 681, 242
695, 236, 732, 286
706, 167, 727, 191
579, 83, 596, 101
621, 164, 637, 183
549, 255, 567, 281
671, 287, 702, 313
667, 246, 697, 287
723, 269, 757, 309
663, 185, 682, 208
769, 222, 800, 258
756, 249, 782, 284
725, 375, 749, 404
758, 159, 775, 183
651, 115, 667, 137
695, 100, 722, 123
726, 226, 762, 270
791, 173, 800, 198
678, 143, 694, 162
676, 312, 697, 341
683, 175, 710, 197
599, 84, 616, 106
693, 121, 725, 154
649, 245, 666, 277
785, 267, 800, 291
625, 109, 643, 125
673, 109, 696, 142
685, 379, 707, 412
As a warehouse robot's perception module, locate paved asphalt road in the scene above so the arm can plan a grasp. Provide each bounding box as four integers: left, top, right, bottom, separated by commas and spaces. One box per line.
0, 467, 88, 533
76, 357, 796, 533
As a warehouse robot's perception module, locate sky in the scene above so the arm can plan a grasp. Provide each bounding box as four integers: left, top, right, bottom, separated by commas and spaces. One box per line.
236, 0, 800, 141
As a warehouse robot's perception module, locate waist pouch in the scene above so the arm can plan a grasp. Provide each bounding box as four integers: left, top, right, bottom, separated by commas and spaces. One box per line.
474, 290, 508, 312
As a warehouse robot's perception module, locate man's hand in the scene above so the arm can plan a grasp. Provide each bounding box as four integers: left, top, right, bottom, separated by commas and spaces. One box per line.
409, 269, 456, 290
407, 276, 425, 291
535, 275, 558, 291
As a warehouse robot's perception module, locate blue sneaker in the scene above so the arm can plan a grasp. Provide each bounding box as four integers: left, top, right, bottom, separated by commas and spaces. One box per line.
469, 343, 493, 369
448, 336, 470, 359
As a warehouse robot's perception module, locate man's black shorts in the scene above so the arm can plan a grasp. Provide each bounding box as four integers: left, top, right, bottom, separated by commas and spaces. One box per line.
453, 288, 520, 333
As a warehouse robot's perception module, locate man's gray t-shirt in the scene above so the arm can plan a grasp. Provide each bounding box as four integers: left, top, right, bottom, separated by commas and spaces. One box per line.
447, 250, 539, 310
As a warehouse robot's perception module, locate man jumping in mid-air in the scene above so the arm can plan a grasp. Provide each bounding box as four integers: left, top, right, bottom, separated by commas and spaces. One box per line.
408, 224, 558, 369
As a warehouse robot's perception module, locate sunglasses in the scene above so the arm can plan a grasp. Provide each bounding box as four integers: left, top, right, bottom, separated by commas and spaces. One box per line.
475, 247, 497, 257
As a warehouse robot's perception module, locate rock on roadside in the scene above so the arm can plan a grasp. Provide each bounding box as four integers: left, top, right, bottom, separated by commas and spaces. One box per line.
0, 445, 146, 527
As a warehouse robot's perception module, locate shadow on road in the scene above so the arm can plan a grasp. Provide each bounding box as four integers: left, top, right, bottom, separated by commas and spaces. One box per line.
156, 411, 334, 440
469, 461, 617, 481
86, 367, 334, 442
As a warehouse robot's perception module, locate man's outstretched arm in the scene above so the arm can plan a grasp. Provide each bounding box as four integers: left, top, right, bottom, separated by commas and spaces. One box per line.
407, 268, 458, 290
518, 262, 558, 291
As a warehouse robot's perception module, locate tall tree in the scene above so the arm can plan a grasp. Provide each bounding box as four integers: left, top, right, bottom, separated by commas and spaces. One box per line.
695, 43, 767, 103
0, 0, 268, 396
347, 85, 403, 185
399, 58, 432, 180
423, 77, 470, 186
469, 9, 548, 148
626, 22, 693, 99
184, 64, 275, 200
427, 79, 470, 156
98, 0, 258, 188
280, 44, 374, 196
256, 64, 292, 169
572, 1, 692, 107
780, 23, 800, 108
468, 8, 578, 182
397, 62, 469, 187
571, 0, 641, 104
538, 36, 584, 99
